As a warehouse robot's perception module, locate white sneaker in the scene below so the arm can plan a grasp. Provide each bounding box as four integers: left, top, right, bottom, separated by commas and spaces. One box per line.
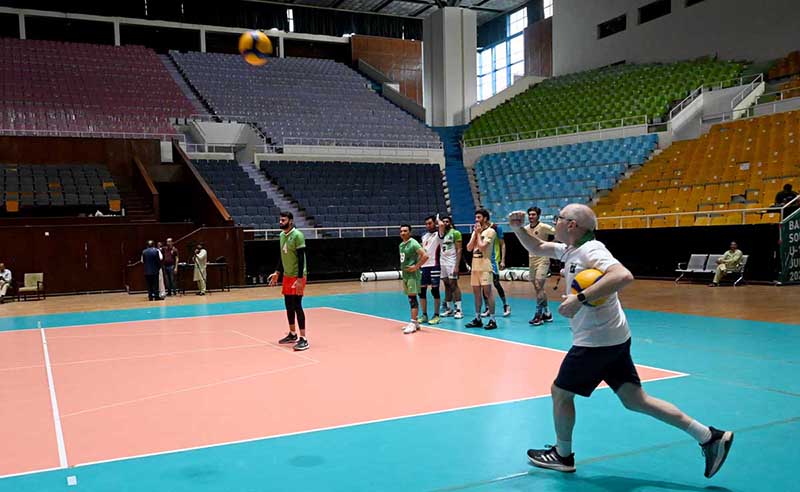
440, 309, 453, 317
454, 310, 464, 319
480, 309, 490, 318
503, 305, 511, 317
403, 322, 418, 334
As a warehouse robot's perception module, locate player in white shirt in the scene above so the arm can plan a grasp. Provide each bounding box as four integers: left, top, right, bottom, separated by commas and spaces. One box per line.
419, 215, 443, 324
507, 204, 733, 479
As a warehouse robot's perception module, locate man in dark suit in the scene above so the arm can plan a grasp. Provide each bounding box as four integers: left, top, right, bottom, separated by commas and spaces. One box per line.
141, 240, 163, 301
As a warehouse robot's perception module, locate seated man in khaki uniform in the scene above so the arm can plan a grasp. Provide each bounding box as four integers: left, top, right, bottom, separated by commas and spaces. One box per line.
709, 241, 743, 287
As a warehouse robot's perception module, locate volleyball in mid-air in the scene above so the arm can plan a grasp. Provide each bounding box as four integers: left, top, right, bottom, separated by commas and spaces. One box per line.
571, 268, 607, 307
238, 30, 273, 66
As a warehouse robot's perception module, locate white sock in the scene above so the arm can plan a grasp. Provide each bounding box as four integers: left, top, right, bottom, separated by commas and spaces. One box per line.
685, 419, 712, 444
455, 301, 462, 311
556, 439, 572, 456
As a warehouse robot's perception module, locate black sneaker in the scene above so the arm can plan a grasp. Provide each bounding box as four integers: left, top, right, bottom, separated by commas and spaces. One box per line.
527, 446, 576, 473
530, 314, 543, 326
465, 318, 483, 328
485, 319, 497, 330
278, 332, 298, 344
701, 427, 733, 478
293, 338, 309, 351
542, 312, 553, 323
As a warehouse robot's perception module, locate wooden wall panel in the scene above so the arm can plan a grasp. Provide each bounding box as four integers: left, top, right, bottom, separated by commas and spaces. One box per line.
525, 18, 553, 77
0, 223, 244, 294
351, 35, 423, 106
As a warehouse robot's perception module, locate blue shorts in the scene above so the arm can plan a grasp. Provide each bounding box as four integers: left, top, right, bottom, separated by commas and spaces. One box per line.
420, 266, 440, 287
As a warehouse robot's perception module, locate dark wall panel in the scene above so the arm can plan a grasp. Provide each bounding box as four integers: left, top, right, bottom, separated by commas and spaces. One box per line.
120, 24, 199, 54
0, 12, 19, 38
351, 35, 422, 105
24, 16, 114, 45
524, 17, 552, 77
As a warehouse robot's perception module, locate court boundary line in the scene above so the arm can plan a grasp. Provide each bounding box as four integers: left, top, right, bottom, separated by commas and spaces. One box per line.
1, 306, 688, 481
323, 307, 690, 377
40, 326, 68, 469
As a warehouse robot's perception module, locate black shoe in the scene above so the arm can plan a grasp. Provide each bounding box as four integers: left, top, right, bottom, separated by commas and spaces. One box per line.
527, 446, 576, 473
278, 332, 298, 344
485, 319, 497, 330
530, 314, 543, 326
708, 283, 719, 287
293, 338, 309, 351
465, 318, 483, 328
542, 312, 553, 323
701, 427, 734, 478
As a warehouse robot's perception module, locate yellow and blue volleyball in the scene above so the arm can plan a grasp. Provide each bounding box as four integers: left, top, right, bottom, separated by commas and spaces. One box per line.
238, 30, 273, 66
570, 268, 607, 307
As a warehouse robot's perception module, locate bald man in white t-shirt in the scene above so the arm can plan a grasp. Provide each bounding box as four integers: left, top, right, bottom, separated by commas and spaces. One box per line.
507, 204, 733, 480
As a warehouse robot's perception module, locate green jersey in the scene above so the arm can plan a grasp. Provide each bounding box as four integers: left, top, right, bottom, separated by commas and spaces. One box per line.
399, 238, 423, 273
440, 229, 462, 264
280, 228, 306, 277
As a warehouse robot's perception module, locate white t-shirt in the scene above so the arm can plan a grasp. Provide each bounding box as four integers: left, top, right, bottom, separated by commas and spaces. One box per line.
549, 240, 631, 348
421, 231, 442, 268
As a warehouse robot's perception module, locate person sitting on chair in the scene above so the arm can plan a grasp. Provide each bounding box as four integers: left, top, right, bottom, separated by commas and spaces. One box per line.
0, 263, 11, 303
709, 241, 743, 287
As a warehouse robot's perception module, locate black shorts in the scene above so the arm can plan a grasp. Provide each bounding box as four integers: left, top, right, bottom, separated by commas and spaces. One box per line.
554, 338, 641, 397
421, 266, 440, 287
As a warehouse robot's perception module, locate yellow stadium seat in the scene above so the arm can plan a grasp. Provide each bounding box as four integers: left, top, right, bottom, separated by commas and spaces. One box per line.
694, 216, 712, 226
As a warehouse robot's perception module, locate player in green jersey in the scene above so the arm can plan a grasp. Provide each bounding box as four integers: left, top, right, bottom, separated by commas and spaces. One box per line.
399, 224, 429, 334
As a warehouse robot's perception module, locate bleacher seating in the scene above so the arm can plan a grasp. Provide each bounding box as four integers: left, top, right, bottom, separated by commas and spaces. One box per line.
475, 135, 658, 220
169, 51, 440, 148
0, 163, 120, 215
193, 160, 280, 229
594, 110, 800, 228
768, 50, 800, 80
260, 161, 447, 231
0, 38, 193, 136
464, 59, 742, 145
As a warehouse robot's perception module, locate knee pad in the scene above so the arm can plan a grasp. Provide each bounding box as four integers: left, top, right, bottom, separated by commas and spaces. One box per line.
408, 296, 419, 309
419, 286, 428, 297
431, 287, 440, 299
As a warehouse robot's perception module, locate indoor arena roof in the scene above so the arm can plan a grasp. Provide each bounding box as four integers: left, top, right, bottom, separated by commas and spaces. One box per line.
262, 0, 525, 25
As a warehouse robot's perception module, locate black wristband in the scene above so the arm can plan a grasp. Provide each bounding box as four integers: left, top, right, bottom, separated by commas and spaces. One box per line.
577, 292, 587, 303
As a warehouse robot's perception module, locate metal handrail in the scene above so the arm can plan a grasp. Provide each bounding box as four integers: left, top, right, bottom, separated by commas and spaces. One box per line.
244, 222, 481, 239
730, 73, 764, 109
281, 136, 443, 149
701, 92, 800, 124
0, 128, 184, 141
596, 205, 784, 228
463, 115, 649, 148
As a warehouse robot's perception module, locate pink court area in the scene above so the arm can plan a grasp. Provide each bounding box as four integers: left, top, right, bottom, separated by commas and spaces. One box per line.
0, 308, 681, 476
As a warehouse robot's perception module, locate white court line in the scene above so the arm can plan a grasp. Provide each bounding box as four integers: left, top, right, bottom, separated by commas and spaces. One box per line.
40, 325, 68, 469
45, 330, 225, 339
230, 330, 320, 364
2, 306, 690, 481
6, 306, 292, 334
60, 360, 317, 419
323, 307, 690, 377
49, 342, 271, 368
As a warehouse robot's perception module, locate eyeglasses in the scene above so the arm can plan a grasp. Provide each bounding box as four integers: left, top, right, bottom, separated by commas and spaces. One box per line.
555, 215, 576, 223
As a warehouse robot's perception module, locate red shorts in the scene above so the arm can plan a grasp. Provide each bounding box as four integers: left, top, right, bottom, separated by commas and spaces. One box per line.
282, 276, 306, 296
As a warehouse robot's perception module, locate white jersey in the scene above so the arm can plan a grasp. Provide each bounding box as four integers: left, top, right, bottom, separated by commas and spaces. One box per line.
549, 240, 630, 348
421, 231, 442, 268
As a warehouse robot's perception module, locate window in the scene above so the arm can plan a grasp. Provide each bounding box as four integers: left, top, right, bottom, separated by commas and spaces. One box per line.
495, 67, 508, 93
287, 8, 294, 32
480, 74, 492, 101
510, 35, 524, 65
638, 0, 670, 25
510, 62, 525, 81
494, 42, 507, 70
508, 7, 527, 36
480, 50, 492, 76
543, 0, 553, 19
597, 14, 626, 39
